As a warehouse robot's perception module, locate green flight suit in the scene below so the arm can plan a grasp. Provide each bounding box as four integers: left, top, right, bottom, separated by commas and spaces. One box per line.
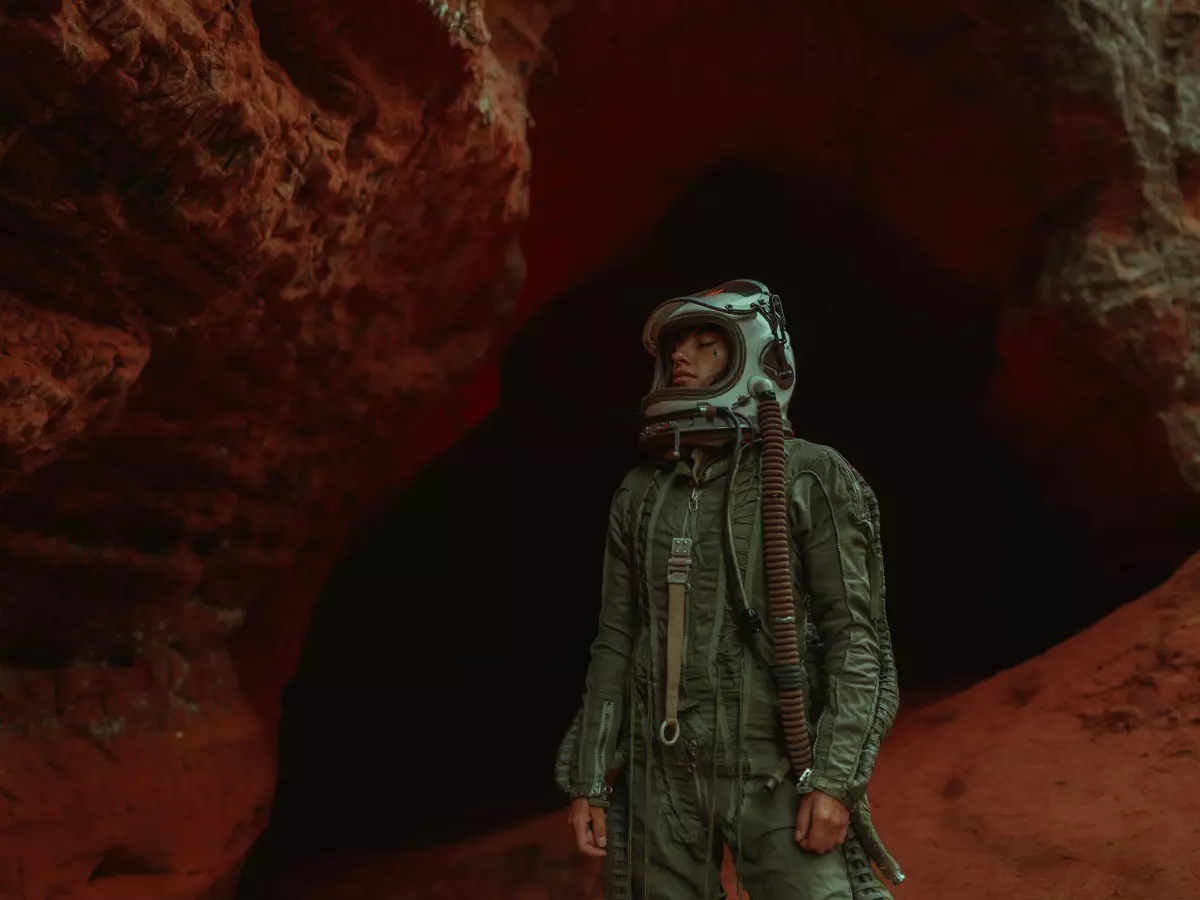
560, 438, 895, 900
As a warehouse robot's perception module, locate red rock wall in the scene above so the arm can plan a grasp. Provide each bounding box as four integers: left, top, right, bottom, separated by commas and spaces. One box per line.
0, 1, 1196, 897
0, 1, 528, 895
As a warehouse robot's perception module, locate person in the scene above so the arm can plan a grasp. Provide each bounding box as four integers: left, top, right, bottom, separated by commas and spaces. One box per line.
554, 280, 904, 900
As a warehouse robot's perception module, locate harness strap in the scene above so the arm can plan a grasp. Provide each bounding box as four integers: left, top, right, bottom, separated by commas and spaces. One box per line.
660, 537, 691, 746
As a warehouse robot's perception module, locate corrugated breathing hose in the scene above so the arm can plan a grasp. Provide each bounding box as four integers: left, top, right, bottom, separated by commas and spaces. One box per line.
754, 388, 815, 775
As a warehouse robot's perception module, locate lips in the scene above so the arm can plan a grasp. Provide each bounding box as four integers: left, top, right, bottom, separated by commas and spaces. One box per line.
672, 370, 696, 384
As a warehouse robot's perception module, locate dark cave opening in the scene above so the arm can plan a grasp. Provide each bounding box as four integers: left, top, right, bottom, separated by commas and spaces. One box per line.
238, 159, 1189, 892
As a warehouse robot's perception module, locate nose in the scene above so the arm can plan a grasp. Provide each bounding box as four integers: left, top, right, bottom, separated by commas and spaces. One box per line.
671, 347, 687, 364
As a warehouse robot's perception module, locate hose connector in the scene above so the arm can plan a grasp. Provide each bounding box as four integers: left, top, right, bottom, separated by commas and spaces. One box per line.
747, 376, 774, 398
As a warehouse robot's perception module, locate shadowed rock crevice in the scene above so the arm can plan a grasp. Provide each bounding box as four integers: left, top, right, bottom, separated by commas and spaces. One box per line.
88, 847, 173, 881
252, 0, 475, 118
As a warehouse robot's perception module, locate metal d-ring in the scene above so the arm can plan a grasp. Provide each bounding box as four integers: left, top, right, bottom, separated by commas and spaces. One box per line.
658, 718, 680, 746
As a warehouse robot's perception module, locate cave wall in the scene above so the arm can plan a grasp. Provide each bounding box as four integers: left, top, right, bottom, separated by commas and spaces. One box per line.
0, 1, 535, 896
0, 0, 1196, 897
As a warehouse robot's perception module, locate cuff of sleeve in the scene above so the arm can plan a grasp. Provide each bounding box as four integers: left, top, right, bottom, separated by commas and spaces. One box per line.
568, 784, 613, 808
801, 772, 858, 810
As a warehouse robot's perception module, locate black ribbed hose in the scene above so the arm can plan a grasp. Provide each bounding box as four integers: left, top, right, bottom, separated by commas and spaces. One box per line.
754, 390, 814, 775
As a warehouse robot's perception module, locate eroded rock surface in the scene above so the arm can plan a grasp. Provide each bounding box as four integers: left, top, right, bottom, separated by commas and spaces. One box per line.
0, 1, 538, 895
0, 1, 1196, 898
988, 0, 1200, 543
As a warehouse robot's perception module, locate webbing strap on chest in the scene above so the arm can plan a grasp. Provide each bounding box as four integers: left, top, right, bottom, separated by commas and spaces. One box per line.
659, 537, 691, 746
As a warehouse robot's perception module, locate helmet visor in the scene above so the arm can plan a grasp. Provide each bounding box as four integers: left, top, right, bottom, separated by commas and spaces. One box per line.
642, 318, 745, 407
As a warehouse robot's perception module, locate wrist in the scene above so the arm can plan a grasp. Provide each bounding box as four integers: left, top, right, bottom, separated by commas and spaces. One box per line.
795, 770, 855, 810
570, 783, 613, 808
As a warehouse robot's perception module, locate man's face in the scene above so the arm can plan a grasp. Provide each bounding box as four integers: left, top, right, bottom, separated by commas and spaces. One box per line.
670, 326, 729, 388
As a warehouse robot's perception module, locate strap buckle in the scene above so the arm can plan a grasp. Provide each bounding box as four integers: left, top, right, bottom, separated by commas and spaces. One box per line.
667, 538, 692, 584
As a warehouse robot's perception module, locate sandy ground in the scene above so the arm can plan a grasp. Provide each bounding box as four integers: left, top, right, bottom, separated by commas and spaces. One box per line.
276, 551, 1200, 900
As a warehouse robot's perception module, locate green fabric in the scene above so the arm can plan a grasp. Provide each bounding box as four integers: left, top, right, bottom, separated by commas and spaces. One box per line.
566, 474, 637, 803
627, 761, 853, 900
789, 446, 883, 809
565, 438, 891, 896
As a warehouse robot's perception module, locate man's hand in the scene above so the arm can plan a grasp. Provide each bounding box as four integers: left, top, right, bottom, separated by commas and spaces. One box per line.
795, 789, 849, 853
568, 797, 608, 858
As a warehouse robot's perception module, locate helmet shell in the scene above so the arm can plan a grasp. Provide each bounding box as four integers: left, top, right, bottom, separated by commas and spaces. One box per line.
639, 279, 795, 450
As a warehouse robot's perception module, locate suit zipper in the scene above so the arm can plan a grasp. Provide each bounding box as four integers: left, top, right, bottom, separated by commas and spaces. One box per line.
681, 484, 699, 662
679, 458, 716, 666
591, 700, 614, 796
687, 738, 709, 810
797, 712, 824, 790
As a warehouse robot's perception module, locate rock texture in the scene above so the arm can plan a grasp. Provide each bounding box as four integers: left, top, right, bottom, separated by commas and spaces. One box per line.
265, 551, 1200, 900
0, 0, 1196, 898
988, 0, 1200, 545
0, 0, 539, 896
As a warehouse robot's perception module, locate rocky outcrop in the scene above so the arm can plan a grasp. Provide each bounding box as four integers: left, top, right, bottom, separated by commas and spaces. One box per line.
865, 550, 1200, 900
0, 1, 1196, 898
1051, 0, 1200, 455
0, 1, 537, 896
988, 0, 1200, 544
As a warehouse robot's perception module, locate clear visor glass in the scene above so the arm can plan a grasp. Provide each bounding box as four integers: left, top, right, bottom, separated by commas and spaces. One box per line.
655, 322, 735, 390
641, 301, 687, 355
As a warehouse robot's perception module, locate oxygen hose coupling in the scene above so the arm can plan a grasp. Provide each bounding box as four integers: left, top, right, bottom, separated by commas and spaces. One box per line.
747, 376, 774, 399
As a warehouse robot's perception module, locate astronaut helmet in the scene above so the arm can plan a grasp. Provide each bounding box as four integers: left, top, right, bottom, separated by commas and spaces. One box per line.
638, 279, 796, 455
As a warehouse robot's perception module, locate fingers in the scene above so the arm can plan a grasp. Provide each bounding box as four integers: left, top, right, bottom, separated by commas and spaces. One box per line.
798, 794, 850, 854
794, 793, 813, 846
800, 821, 850, 854
801, 818, 836, 853
571, 807, 591, 851
593, 806, 608, 849
570, 804, 608, 858
568, 799, 586, 829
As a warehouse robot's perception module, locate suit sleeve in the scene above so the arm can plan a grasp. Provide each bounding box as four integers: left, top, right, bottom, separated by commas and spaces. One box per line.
790, 449, 882, 809
565, 479, 638, 807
